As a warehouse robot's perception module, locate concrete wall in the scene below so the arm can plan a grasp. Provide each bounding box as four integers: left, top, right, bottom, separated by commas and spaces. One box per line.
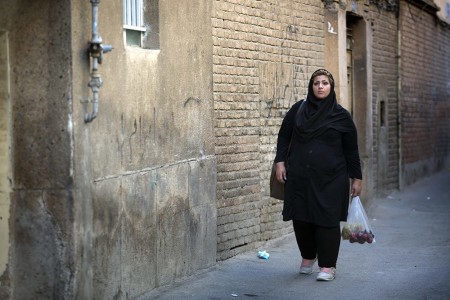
71, 0, 217, 298
399, 0, 450, 187
0, 0, 74, 299
0, 0, 217, 298
0, 30, 11, 299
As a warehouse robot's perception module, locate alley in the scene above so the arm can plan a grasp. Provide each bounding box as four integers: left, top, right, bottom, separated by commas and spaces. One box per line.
141, 169, 450, 300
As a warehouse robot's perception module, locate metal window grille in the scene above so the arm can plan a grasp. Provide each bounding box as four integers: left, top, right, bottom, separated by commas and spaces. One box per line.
123, 0, 145, 31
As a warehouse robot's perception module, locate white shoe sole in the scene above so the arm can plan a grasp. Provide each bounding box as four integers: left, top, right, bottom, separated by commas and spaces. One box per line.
316, 269, 336, 281
299, 266, 314, 274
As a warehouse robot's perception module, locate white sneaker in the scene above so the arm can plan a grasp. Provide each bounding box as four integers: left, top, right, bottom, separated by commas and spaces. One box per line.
299, 259, 316, 274
316, 267, 336, 281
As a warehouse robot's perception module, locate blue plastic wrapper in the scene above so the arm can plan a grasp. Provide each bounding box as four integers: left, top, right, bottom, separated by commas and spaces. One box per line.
257, 250, 270, 259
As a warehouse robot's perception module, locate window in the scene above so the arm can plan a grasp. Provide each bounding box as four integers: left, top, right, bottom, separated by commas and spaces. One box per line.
123, 0, 146, 47
123, 0, 160, 49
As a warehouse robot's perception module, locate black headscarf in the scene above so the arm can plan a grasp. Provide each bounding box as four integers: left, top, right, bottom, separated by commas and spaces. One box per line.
295, 69, 355, 142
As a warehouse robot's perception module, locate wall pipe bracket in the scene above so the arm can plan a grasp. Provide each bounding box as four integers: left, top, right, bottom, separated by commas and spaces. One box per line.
84, 0, 113, 123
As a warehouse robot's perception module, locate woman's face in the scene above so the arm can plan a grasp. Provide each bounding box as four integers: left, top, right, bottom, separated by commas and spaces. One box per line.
312, 75, 331, 100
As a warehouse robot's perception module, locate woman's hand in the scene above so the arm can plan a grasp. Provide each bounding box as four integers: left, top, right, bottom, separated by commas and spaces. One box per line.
351, 178, 362, 197
276, 162, 287, 183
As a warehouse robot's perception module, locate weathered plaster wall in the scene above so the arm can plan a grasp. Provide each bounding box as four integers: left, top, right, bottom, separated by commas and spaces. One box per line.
0, 0, 74, 298
71, 0, 216, 298
0, 31, 10, 281
0, 30, 11, 300
324, 7, 347, 109
0, 0, 217, 298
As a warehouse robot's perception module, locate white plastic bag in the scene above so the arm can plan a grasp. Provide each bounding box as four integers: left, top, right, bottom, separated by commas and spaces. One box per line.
341, 196, 375, 244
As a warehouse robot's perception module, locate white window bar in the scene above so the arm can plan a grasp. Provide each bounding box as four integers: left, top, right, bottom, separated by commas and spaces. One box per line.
123, 0, 145, 30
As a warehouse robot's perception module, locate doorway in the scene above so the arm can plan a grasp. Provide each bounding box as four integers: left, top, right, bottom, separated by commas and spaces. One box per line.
346, 14, 373, 197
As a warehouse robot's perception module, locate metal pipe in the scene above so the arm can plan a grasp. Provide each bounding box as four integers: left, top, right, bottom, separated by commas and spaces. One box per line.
85, 0, 112, 123
91, 0, 101, 44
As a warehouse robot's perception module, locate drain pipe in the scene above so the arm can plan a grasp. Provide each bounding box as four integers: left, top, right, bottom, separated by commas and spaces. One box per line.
85, 0, 112, 123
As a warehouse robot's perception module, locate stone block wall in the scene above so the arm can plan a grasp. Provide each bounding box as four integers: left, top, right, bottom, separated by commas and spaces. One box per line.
212, 0, 326, 260
90, 158, 217, 299
399, 1, 450, 186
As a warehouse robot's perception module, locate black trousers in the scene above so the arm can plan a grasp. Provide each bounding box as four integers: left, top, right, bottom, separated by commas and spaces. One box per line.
293, 220, 341, 268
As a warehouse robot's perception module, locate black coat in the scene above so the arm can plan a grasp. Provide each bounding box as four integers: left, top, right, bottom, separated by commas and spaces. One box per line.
275, 100, 362, 227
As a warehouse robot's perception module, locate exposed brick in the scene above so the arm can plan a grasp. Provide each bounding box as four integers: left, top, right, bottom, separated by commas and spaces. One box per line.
371, 7, 399, 193
399, 1, 450, 185
213, 0, 325, 260
213, 0, 450, 261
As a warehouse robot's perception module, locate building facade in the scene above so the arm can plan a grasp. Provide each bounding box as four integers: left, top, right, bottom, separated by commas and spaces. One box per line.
0, 0, 449, 298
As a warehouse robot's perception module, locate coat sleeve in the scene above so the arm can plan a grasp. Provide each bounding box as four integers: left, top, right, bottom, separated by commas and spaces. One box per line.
342, 124, 362, 180
274, 101, 302, 163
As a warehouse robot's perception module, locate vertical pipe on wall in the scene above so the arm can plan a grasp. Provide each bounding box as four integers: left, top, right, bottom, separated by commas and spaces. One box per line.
84, 0, 112, 123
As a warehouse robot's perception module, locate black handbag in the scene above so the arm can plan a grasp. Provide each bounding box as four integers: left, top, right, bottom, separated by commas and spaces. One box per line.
269, 162, 284, 200
269, 100, 305, 200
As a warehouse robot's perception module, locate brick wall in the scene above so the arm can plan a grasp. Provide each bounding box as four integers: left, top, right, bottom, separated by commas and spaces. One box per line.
399, 1, 450, 185
370, 8, 399, 194
212, 0, 325, 260
212, 0, 450, 260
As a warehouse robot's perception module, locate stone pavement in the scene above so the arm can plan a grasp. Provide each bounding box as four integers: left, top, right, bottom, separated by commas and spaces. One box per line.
139, 169, 450, 300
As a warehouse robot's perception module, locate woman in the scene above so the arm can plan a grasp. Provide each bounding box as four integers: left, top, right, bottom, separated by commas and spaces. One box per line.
274, 69, 362, 281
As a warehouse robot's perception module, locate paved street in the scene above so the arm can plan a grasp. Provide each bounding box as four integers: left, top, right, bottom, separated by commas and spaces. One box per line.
140, 169, 450, 300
